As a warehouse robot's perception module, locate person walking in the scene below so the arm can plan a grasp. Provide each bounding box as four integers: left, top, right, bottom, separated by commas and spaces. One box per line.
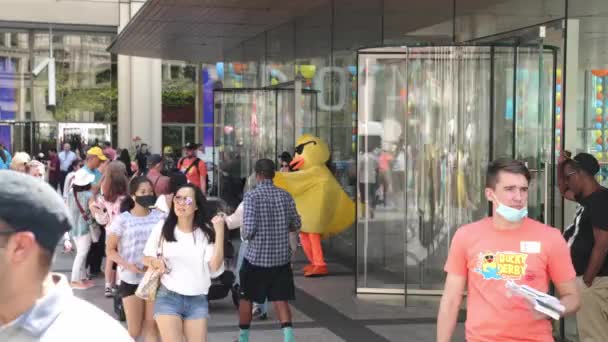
66, 169, 97, 290
0, 142, 12, 170
90, 160, 129, 297
154, 172, 188, 214
47, 148, 60, 191
119, 148, 134, 177
106, 176, 165, 341
237, 159, 301, 342
59, 143, 78, 194
83, 146, 107, 277
146, 154, 170, 196
0, 170, 133, 341
143, 184, 225, 342
136, 144, 151, 175
178, 143, 208, 194
559, 151, 608, 341
63, 159, 83, 202
437, 158, 580, 342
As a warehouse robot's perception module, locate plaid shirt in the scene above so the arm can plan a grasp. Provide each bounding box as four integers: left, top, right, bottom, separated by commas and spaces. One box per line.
243, 179, 301, 267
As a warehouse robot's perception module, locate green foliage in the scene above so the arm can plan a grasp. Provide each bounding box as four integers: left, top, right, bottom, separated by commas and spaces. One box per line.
162, 79, 195, 106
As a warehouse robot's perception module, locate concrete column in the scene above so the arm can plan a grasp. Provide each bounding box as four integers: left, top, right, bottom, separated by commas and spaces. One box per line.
117, 0, 162, 152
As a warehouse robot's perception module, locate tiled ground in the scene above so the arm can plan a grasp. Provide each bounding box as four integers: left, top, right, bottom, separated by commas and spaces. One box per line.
53, 247, 463, 341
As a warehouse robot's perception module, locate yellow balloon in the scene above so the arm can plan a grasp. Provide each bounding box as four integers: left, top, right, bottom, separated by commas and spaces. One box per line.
597, 152, 604, 160
556, 136, 561, 143
595, 130, 603, 138
557, 93, 562, 101
598, 108, 604, 115
556, 115, 561, 121
557, 69, 562, 77
598, 85, 604, 92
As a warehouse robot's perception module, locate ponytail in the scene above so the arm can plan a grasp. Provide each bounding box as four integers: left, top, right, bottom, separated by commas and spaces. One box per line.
120, 196, 135, 213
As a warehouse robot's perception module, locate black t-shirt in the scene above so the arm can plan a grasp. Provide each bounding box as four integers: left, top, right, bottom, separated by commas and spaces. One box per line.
564, 188, 608, 276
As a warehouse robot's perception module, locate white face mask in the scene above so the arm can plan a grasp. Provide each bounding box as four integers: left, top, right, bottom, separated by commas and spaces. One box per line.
493, 196, 528, 223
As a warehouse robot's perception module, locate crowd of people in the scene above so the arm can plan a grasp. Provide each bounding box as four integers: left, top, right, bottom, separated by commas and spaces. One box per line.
4, 134, 608, 342
0, 138, 301, 342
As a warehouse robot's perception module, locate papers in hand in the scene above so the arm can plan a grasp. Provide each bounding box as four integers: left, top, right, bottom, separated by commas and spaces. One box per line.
505, 280, 565, 320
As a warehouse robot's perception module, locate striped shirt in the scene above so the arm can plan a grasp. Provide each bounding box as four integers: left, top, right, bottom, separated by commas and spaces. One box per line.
243, 179, 301, 267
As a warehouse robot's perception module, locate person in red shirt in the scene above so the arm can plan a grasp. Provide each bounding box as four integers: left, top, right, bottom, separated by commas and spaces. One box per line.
437, 158, 580, 342
47, 148, 60, 191
177, 143, 208, 194
146, 154, 170, 196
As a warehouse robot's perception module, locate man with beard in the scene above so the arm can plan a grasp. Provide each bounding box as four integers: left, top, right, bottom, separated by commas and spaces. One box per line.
0, 170, 132, 341
559, 151, 608, 341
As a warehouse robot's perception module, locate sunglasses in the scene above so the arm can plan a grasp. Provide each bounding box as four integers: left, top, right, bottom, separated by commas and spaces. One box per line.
295, 141, 317, 155
173, 195, 194, 206
484, 255, 494, 261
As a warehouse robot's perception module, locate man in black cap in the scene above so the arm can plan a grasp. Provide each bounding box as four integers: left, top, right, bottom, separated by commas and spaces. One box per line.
0, 170, 132, 341
177, 142, 208, 194
559, 151, 608, 340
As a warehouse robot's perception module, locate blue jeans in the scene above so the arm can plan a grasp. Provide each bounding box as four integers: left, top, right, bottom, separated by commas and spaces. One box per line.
154, 285, 209, 320
236, 240, 268, 314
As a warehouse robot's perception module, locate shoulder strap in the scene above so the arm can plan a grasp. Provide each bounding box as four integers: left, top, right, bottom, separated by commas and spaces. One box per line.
73, 190, 90, 221
153, 174, 162, 189
184, 158, 200, 175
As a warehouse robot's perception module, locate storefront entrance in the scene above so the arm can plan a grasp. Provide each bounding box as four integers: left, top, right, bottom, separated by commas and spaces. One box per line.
355, 30, 561, 298
212, 84, 318, 208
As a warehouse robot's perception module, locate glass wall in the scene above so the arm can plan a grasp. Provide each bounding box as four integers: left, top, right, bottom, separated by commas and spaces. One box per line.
0, 28, 116, 156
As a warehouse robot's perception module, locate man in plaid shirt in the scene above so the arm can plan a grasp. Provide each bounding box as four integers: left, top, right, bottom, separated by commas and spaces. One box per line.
237, 159, 301, 342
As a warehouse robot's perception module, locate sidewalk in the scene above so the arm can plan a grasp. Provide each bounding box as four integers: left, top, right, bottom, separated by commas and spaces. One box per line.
53, 248, 464, 341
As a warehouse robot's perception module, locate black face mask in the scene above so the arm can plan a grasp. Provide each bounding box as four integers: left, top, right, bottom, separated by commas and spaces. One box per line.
135, 195, 157, 208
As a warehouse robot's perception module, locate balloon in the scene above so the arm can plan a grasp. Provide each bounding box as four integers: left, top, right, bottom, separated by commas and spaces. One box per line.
598, 100, 604, 107
598, 107, 604, 115
597, 115, 604, 123
557, 76, 562, 84
556, 115, 561, 122
557, 107, 561, 114
598, 145, 604, 152
598, 137, 604, 144
596, 123, 603, 129
556, 84, 562, 92
557, 136, 561, 143
557, 93, 562, 101
597, 153, 604, 160
599, 93, 604, 100
557, 69, 562, 77
557, 121, 562, 129
556, 128, 561, 136
595, 130, 603, 138
347, 65, 357, 76
600, 78, 605, 84
300, 65, 317, 79
598, 85, 604, 92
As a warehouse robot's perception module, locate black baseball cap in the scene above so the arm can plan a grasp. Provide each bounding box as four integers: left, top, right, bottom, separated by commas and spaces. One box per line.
184, 142, 199, 150
147, 154, 163, 167
573, 153, 600, 176
0, 171, 73, 253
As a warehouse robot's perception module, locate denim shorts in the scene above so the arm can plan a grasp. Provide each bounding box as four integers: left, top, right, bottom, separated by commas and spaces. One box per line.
154, 285, 209, 320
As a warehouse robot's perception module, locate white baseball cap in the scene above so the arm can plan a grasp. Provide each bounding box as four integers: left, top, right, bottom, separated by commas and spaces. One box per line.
72, 169, 95, 186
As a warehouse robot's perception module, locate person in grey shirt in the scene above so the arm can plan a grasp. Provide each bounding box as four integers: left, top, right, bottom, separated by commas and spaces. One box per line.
0, 170, 133, 342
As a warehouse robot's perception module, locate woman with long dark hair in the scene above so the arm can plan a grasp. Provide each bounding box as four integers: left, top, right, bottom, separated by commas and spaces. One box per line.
143, 184, 225, 342
106, 176, 164, 341
119, 148, 134, 177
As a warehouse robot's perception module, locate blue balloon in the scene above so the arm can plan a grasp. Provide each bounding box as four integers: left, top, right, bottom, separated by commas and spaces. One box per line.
556, 129, 561, 136
556, 84, 562, 92
598, 145, 604, 152
597, 123, 603, 129
598, 100, 604, 107
600, 78, 604, 84
556, 107, 561, 114
348, 66, 357, 76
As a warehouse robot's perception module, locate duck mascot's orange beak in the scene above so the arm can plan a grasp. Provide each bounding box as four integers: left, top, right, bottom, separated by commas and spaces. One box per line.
290, 155, 305, 170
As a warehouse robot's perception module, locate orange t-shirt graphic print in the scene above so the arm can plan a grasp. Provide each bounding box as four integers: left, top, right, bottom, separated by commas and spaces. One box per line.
444, 217, 575, 342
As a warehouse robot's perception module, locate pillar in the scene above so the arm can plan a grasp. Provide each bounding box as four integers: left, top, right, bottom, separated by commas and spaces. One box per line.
117, 0, 162, 153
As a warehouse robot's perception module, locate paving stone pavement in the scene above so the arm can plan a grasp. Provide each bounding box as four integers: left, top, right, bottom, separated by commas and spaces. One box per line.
53, 246, 464, 341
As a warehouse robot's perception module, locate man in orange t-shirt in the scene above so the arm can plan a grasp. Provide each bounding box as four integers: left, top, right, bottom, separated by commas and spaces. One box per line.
177, 142, 208, 193
437, 159, 580, 342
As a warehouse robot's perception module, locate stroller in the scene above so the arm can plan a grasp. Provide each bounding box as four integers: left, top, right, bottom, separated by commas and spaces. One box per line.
206, 197, 240, 308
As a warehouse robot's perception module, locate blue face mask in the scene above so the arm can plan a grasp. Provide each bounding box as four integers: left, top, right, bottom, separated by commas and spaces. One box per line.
494, 198, 528, 223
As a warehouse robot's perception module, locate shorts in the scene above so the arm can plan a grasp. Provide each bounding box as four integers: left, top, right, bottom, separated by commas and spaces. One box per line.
154, 285, 209, 320
239, 259, 295, 303
118, 281, 138, 298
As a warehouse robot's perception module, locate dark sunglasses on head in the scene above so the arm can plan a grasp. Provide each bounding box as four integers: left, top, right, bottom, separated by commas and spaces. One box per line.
484, 255, 494, 261
295, 141, 317, 155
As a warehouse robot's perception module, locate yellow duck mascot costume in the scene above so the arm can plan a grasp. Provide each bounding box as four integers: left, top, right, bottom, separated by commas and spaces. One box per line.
274, 135, 355, 277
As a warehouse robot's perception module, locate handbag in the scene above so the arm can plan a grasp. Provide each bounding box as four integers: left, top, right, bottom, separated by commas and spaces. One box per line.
135, 235, 164, 301
74, 190, 102, 243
